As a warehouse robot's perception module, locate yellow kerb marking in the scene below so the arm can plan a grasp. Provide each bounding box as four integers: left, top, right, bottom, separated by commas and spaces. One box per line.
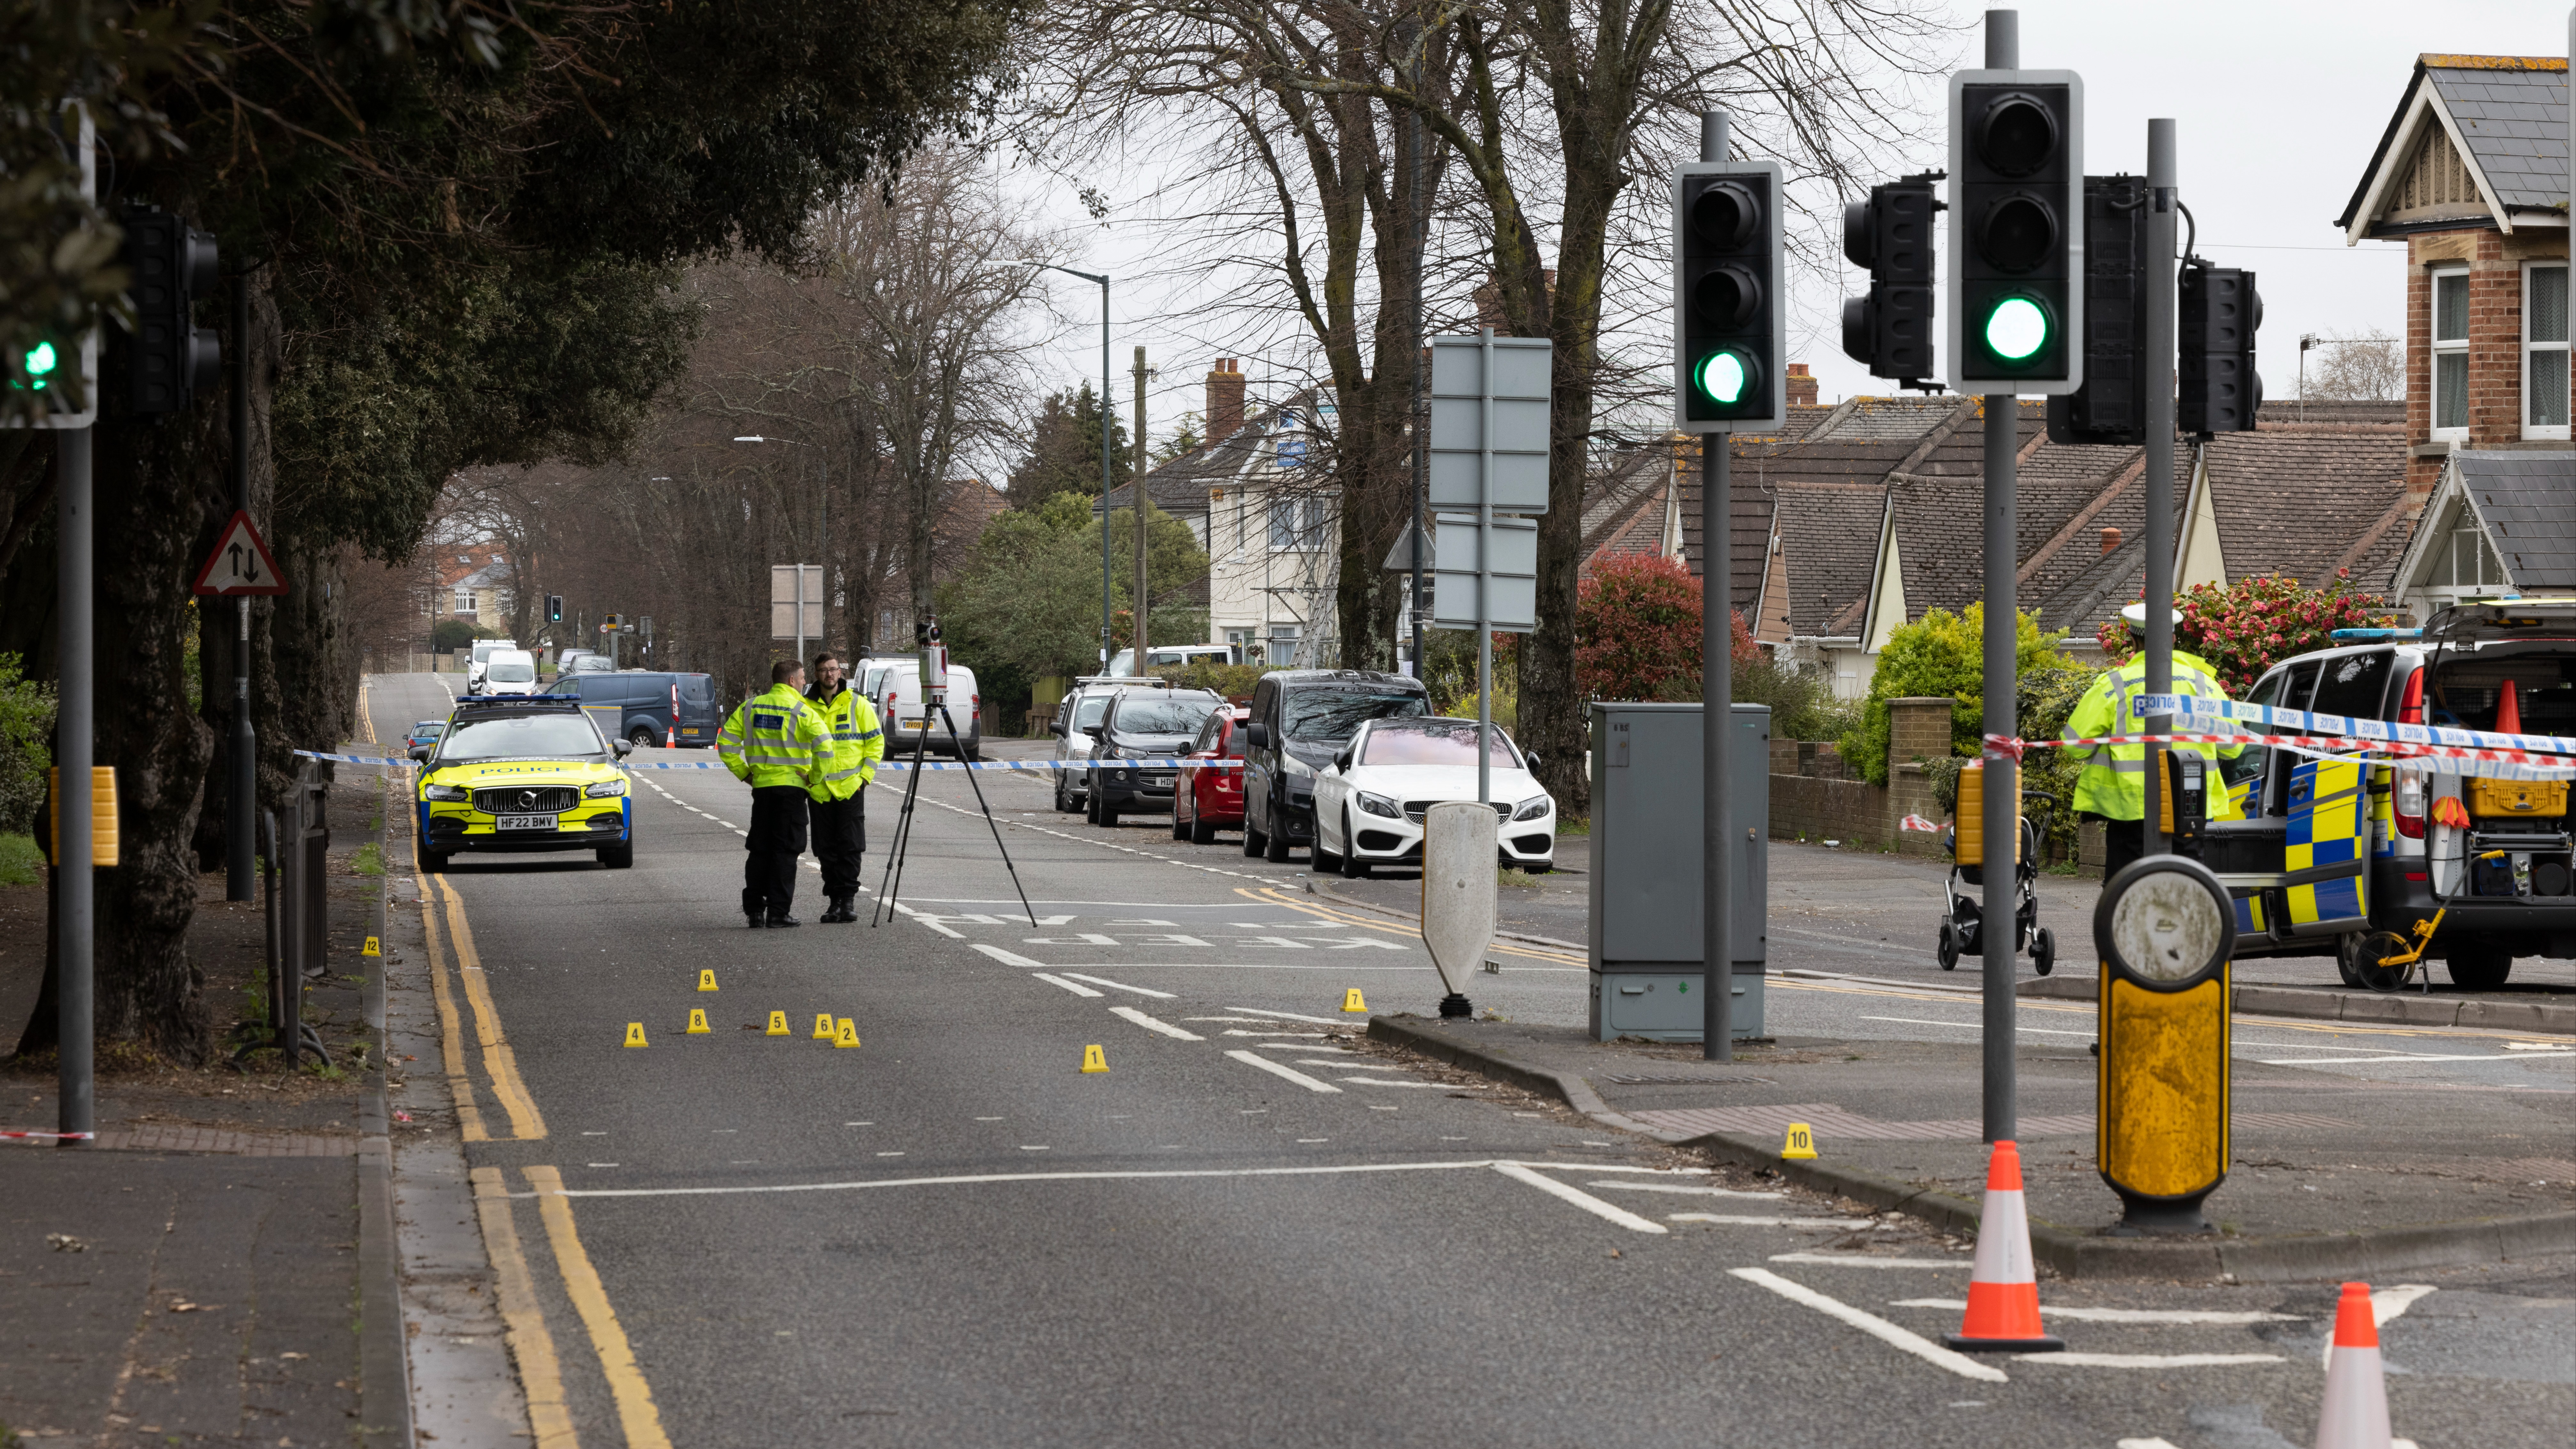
526, 1166, 673, 1449
470, 1166, 578, 1449
440, 878, 549, 1140
418, 872, 488, 1142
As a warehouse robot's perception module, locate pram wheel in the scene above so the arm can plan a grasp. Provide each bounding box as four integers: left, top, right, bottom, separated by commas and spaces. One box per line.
1936, 921, 1962, 971
2031, 926, 2055, 977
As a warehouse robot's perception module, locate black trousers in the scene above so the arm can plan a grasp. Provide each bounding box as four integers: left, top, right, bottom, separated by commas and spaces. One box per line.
2099, 817, 2145, 879
810, 791, 866, 898
742, 785, 810, 916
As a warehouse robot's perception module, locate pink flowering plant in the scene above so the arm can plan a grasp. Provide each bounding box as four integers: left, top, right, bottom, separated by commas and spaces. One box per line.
2095, 571, 2393, 695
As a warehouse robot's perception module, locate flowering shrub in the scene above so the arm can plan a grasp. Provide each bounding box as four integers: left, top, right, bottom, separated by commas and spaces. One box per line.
1839, 604, 2074, 787
2096, 572, 2393, 695
1573, 554, 1752, 702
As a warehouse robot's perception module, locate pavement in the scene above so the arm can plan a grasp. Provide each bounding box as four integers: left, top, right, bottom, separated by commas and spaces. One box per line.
13, 674, 2572, 1449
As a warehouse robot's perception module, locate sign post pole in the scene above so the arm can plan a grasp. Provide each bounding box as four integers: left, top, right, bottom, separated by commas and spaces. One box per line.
1699, 109, 1735, 1065
57, 424, 94, 1147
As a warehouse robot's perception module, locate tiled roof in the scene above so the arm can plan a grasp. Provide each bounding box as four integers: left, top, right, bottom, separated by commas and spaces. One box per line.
2202, 428, 2412, 590
1100, 388, 1327, 517
1802, 395, 1974, 443
2458, 450, 2576, 589
1579, 445, 1673, 574
2423, 59, 2570, 212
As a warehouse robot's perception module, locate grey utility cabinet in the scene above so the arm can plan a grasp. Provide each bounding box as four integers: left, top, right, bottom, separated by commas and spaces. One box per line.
1587, 702, 1770, 1041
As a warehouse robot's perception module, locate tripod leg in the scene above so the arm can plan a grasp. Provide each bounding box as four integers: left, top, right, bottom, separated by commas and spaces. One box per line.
939, 704, 1038, 927
871, 719, 935, 925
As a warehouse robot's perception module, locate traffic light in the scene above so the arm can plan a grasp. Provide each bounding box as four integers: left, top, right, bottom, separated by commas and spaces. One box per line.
546, 595, 564, 623
1673, 158, 1785, 432
2048, 175, 2150, 445
1841, 176, 1941, 384
1947, 71, 2083, 393
119, 205, 221, 415
2179, 263, 2262, 435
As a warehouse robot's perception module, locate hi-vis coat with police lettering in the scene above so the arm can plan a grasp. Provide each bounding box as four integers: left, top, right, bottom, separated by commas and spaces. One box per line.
718, 684, 829, 790
2059, 650, 2246, 822
806, 682, 884, 802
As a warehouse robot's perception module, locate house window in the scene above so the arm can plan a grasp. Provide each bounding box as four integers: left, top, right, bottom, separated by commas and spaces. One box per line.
2526, 264, 2570, 440
2446, 510, 2503, 593
1269, 495, 1327, 550
453, 588, 475, 615
2430, 267, 2468, 437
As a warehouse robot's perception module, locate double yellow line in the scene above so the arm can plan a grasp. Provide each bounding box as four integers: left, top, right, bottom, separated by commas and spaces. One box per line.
419, 870, 548, 1141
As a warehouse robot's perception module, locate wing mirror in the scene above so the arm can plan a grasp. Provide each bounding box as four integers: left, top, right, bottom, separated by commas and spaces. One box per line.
612, 739, 634, 758
1049, 718, 1065, 736
1082, 724, 1104, 740
1332, 748, 1353, 772
1246, 722, 1270, 749
408, 745, 430, 764
1525, 750, 1541, 768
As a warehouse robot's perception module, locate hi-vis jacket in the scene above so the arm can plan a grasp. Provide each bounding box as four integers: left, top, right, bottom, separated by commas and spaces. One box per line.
718, 684, 829, 790
2059, 650, 2245, 821
805, 682, 885, 802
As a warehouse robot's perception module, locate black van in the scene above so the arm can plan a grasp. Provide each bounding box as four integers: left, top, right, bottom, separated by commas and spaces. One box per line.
1240, 669, 1430, 862
547, 671, 720, 748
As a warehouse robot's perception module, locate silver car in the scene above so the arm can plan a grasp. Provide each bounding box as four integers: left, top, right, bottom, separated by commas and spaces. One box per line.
1048, 677, 1192, 812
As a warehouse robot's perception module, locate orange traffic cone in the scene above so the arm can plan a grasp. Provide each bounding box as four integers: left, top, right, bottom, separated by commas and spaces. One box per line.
2313, 1282, 2393, 1449
2495, 679, 2523, 736
1943, 1140, 2063, 1352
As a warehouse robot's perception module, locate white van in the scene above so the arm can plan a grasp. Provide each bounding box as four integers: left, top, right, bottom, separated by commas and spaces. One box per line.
465, 638, 519, 694
860, 657, 983, 760
1107, 644, 1238, 676
480, 649, 540, 696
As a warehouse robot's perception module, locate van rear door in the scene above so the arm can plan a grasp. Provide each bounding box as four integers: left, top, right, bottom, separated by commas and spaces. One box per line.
2283, 757, 2371, 936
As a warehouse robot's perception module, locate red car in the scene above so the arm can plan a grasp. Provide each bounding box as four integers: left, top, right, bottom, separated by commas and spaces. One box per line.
1172, 706, 1251, 844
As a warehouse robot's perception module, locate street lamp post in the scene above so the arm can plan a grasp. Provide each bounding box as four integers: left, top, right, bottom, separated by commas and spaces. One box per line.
1043, 266, 1114, 672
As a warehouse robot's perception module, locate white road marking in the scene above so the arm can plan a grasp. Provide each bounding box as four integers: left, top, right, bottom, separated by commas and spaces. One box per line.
1109, 1006, 1204, 1041
2257, 1053, 2545, 1065
1588, 1181, 1785, 1200
1059, 972, 1178, 999
540, 1157, 1614, 1199
2119, 1439, 2183, 1448
1490, 1162, 1668, 1234
2322, 1285, 2435, 1368
1225, 1007, 1350, 1025
1231, 1031, 1326, 1039
1670, 1213, 1870, 1229
973, 944, 1050, 968
1728, 1268, 2008, 1382
1031, 974, 1105, 998
1891, 1299, 2304, 1325
1332, 1077, 1447, 1089
2022, 1352, 2284, 1368
1225, 1049, 1342, 1093
1769, 1253, 1968, 1269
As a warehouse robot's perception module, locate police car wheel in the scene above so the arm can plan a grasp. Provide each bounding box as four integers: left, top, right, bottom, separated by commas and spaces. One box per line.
597, 843, 634, 870
423, 850, 450, 875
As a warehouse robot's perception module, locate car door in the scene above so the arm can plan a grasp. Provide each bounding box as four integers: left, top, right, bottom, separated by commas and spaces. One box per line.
2283, 755, 2371, 937
1314, 722, 1358, 848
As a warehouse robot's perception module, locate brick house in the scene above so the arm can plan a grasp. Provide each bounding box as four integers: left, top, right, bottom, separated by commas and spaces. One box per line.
2335, 54, 2570, 489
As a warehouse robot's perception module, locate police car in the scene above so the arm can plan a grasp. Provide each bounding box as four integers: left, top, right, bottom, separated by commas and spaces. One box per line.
2199, 598, 2574, 989
410, 696, 634, 872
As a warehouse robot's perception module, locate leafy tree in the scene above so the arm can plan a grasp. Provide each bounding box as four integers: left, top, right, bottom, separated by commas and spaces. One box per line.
1573, 555, 1756, 702
1009, 384, 1128, 512
1839, 604, 2074, 787
431, 619, 478, 654
2095, 573, 2392, 696
0, 653, 57, 837
938, 491, 1209, 695
1152, 411, 1206, 465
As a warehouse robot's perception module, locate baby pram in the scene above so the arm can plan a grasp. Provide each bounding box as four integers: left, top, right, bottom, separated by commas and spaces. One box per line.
1938, 783, 2058, 976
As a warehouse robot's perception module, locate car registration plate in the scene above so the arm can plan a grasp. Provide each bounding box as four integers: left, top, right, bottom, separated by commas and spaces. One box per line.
1142, 773, 1173, 786
496, 814, 557, 831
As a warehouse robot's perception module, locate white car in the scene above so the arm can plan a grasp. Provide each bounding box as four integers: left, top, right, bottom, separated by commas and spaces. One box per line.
463, 638, 518, 695
479, 649, 539, 696
1310, 717, 1556, 877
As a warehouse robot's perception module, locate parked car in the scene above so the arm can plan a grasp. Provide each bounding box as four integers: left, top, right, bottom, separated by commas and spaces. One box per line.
2203, 598, 2576, 989
1081, 688, 1224, 826
1173, 706, 1252, 843
405, 720, 448, 754
463, 638, 519, 695
545, 670, 721, 748
553, 649, 611, 677
866, 658, 983, 759
1240, 669, 1431, 862
1047, 676, 1186, 811
1309, 717, 1554, 876
1107, 643, 1239, 676
480, 648, 540, 697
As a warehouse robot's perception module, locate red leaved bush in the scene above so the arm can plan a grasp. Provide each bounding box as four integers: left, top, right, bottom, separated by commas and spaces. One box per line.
1573, 555, 1752, 701
2096, 571, 2392, 695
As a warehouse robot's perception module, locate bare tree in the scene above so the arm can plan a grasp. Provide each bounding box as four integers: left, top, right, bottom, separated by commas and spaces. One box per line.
2305, 330, 2404, 403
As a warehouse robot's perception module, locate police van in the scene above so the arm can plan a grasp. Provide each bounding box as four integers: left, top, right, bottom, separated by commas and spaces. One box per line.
2197, 598, 2574, 989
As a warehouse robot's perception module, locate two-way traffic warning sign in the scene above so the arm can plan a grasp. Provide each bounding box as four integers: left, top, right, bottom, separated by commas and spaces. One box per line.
192, 510, 289, 596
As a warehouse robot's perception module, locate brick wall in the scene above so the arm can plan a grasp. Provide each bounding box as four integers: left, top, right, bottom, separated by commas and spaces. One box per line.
1766, 698, 1950, 858
2405, 228, 2569, 493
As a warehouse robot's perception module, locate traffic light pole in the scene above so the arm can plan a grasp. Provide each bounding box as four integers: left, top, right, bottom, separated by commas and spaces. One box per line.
228, 273, 256, 902
2141, 120, 2178, 860
1700, 108, 1734, 1064
1979, 8, 2018, 1145
58, 424, 95, 1147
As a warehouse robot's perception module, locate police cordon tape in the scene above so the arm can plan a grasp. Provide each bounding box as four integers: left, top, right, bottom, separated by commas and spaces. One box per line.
1989, 727, 2576, 782
2134, 691, 2576, 758
2, 1129, 96, 1142
294, 750, 1245, 773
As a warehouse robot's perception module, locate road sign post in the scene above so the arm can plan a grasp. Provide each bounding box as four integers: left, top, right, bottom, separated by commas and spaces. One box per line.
770, 564, 823, 665
1427, 328, 1549, 803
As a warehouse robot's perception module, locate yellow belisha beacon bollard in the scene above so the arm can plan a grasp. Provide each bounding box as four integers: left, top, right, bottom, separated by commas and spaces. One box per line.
2095, 853, 2235, 1234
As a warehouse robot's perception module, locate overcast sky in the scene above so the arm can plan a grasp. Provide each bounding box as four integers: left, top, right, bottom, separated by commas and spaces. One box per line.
1002, 2, 2571, 437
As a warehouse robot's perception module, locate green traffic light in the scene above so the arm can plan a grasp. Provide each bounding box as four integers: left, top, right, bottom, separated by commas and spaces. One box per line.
24, 340, 58, 389
1696, 350, 1749, 406
1983, 296, 2048, 363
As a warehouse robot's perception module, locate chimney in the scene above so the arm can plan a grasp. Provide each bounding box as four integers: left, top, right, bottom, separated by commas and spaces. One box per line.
1206, 358, 1246, 442
2100, 526, 2122, 556
1785, 362, 1818, 408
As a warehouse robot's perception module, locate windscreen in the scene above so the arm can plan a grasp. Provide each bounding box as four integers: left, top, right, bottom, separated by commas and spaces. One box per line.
487, 659, 535, 683
1282, 688, 1428, 744
1115, 698, 1218, 735
1360, 719, 1519, 767
438, 713, 606, 761
1073, 695, 1112, 729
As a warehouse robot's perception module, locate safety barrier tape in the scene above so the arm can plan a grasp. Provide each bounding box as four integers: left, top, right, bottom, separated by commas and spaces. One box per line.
295, 750, 1244, 773
2131, 692, 2576, 758
2, 1129, 95, 1142
2020, 731, 2576, 782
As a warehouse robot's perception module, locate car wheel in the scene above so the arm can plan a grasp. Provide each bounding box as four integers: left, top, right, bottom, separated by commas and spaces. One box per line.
1312, 820, 1341, 874
1096, 792, 1119, 829
1054, 774, 1077, 814
1171, 807, 1189, 842
1191, 815, 1217, 846
2446, 942, 2515, 991
963, 740, 983, 762
1517, 862, 1551, 876
2333, 932, 2368, 989
423, 849, 450, 874
1243, 820, 1267, 858
627, 725, 656, 749
1341, 815, 1372, 879
596, 843, 634, 869
1265, 825, 1293, 864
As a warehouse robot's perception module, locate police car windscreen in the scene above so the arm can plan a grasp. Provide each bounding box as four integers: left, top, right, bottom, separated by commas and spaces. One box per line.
1360, 719, 1519, 767
440, 714, 605, 760
1283, 689, 1428, 744
1116, 698, 1218, 735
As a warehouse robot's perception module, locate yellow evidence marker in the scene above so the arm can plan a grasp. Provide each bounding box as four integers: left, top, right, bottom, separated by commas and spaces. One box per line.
1080, 1044, 1109, 1074
623, 1023, 648, 1048
686, 1008, 711, 1035
1780, 1122, 1818, 1160
362, 936, 381, 958
834, 1018, 861, 1049
765, 1010, 790, 1037
698, 968, 719, 993
812, 1012, 837, 1040
1341, 988, 1368, 1013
